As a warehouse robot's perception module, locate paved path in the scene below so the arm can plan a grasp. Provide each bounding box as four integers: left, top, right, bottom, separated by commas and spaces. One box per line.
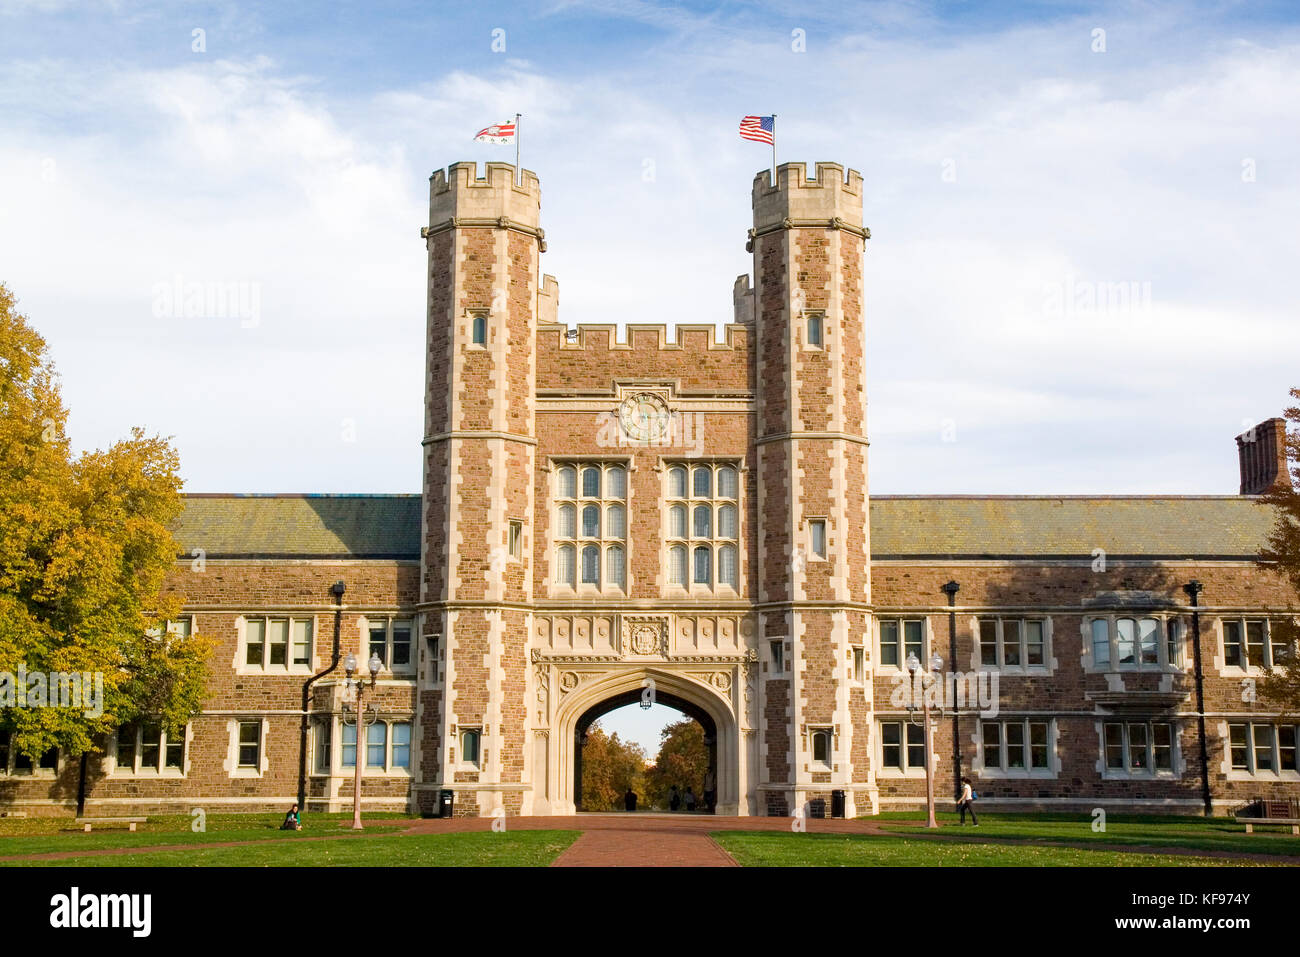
551, 826, 736, 867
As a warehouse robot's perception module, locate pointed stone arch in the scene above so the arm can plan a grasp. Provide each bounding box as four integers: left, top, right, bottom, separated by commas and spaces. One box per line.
552, 667, 741, 815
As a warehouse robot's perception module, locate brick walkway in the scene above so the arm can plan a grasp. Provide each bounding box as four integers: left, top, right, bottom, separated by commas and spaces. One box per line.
551, 825, 737, 867
402, 812, 878, 867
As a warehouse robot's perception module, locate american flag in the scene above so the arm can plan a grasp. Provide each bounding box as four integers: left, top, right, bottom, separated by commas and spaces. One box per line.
739, 115, 775, 145
474, 120, 516, 143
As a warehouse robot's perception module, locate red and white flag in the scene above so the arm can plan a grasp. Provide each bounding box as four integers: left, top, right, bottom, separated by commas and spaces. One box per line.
739, 115, 775, 145
474, 120, 517, 143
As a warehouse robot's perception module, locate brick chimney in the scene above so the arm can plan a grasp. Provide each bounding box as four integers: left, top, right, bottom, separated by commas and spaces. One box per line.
1237, 417, 1291, 495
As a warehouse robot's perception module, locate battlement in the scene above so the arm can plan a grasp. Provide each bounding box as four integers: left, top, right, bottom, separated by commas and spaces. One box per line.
539, 322, 749, 351
428, 161, 541, 228
536, 322, 752, 394
752, 161, 865, 232
733, 275, 755, 324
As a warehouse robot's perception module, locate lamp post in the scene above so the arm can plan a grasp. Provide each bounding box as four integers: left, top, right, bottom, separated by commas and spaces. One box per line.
342, 650, 382, 830
1184, 579, 1213, 817
907, 651, 945, 829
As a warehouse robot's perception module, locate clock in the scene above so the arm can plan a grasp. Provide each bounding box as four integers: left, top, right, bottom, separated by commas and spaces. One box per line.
617, 392, 671, 442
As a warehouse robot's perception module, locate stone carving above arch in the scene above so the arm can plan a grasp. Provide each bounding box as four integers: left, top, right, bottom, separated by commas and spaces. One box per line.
623, 615, 669, 658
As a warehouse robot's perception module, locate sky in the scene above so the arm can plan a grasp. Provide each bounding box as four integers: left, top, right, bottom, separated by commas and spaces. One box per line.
2, 1, 1298, 750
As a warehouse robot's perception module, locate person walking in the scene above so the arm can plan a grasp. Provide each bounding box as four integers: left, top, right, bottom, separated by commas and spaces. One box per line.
669, 785, 681, 812
624, 787, 638, 812
684, 786, 697, 812
956, 777, 979, 826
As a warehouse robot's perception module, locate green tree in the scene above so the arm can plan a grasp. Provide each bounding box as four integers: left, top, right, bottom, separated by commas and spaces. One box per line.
645, 718, 709, 809
0, 282, 212, 762
1259, 388, 1300, 713
579, 722, 647, 810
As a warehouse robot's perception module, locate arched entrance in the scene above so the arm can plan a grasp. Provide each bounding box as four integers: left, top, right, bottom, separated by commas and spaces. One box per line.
550, 668, 741, 815
574, 689, 717, 812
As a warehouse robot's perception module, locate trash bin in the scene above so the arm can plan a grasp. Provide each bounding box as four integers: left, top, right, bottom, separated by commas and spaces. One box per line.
831, 789, 846, 819
809, 797, 826, 819
439, 789, 454, 818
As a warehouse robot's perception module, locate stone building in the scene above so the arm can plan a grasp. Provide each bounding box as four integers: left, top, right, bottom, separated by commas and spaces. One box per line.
2, 161, 1297, 818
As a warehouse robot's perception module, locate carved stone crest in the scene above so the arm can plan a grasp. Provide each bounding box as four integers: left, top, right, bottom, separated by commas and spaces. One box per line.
623, 616, 668, 657
631, 625, 661, 655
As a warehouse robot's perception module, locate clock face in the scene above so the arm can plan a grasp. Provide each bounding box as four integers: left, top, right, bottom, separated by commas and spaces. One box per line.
617, 392, 671, 442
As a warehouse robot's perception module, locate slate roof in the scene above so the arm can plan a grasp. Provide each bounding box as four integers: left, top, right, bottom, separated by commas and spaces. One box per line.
176, 494, 422, 560
866, 495, 1276, 560
174, 493, 1278, 561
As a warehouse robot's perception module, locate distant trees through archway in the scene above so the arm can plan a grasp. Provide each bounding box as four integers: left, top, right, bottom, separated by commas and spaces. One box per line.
577, 698, 715, 812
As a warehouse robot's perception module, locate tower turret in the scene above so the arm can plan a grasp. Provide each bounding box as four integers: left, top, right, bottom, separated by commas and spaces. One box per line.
749, 162, 874, 817
419, 162, 542, 816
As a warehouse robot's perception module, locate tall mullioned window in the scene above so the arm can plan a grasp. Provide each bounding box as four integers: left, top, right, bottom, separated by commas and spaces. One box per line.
1103, 720, 1176, 775
242, 616, 313, 672
115, 723, 186, 774
981, 719, 1052, 773
1229, 722, 1298, 774
368, 618, 414, 673
978, 618, 1048, 670
665, 462, 739, 591
1088, 616, 1180, 671
552, 462, 627, 592
1222, 618, 1295, 670
878, 618, 925, 670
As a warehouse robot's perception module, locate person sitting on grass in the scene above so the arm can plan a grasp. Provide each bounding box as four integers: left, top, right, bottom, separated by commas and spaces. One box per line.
281, 803, 303, 831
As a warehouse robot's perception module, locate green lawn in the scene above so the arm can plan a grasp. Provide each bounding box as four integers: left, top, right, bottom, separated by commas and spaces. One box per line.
5, 809, 1295, 867
873, 810, 1300, 857
0, 812, 415, 857
2, 830, 580, 867
712, 831, 1280, 867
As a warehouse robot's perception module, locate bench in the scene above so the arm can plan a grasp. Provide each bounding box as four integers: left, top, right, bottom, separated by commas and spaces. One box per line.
74, 817, 147, 833
1234, 800, 1300, 835
1242, 819, 1299, 835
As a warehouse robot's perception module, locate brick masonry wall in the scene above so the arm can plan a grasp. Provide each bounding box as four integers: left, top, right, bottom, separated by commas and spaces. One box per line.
872, 559, 1300, 809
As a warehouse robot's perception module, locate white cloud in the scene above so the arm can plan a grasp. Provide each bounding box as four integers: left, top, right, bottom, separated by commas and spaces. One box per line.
0, 10, 1296, 494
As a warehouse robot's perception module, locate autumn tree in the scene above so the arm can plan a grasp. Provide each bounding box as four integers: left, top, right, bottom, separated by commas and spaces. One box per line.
1259, 388, 1300, 712
644, 718, 709, 808
579, 722, 647, 810
0, 282, 212, 764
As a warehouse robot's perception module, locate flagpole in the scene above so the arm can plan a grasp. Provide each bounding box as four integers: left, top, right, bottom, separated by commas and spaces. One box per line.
515, 112, 521, 184
771, 114, 777, 180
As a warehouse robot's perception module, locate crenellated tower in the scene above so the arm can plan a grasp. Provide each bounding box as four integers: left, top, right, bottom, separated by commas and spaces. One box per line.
749, 162, 874, 817
419, 162, 542, 815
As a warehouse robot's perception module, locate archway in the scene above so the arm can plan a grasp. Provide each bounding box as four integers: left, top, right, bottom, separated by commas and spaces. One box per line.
574, 689, 717, 813
551, 668, 740, 816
